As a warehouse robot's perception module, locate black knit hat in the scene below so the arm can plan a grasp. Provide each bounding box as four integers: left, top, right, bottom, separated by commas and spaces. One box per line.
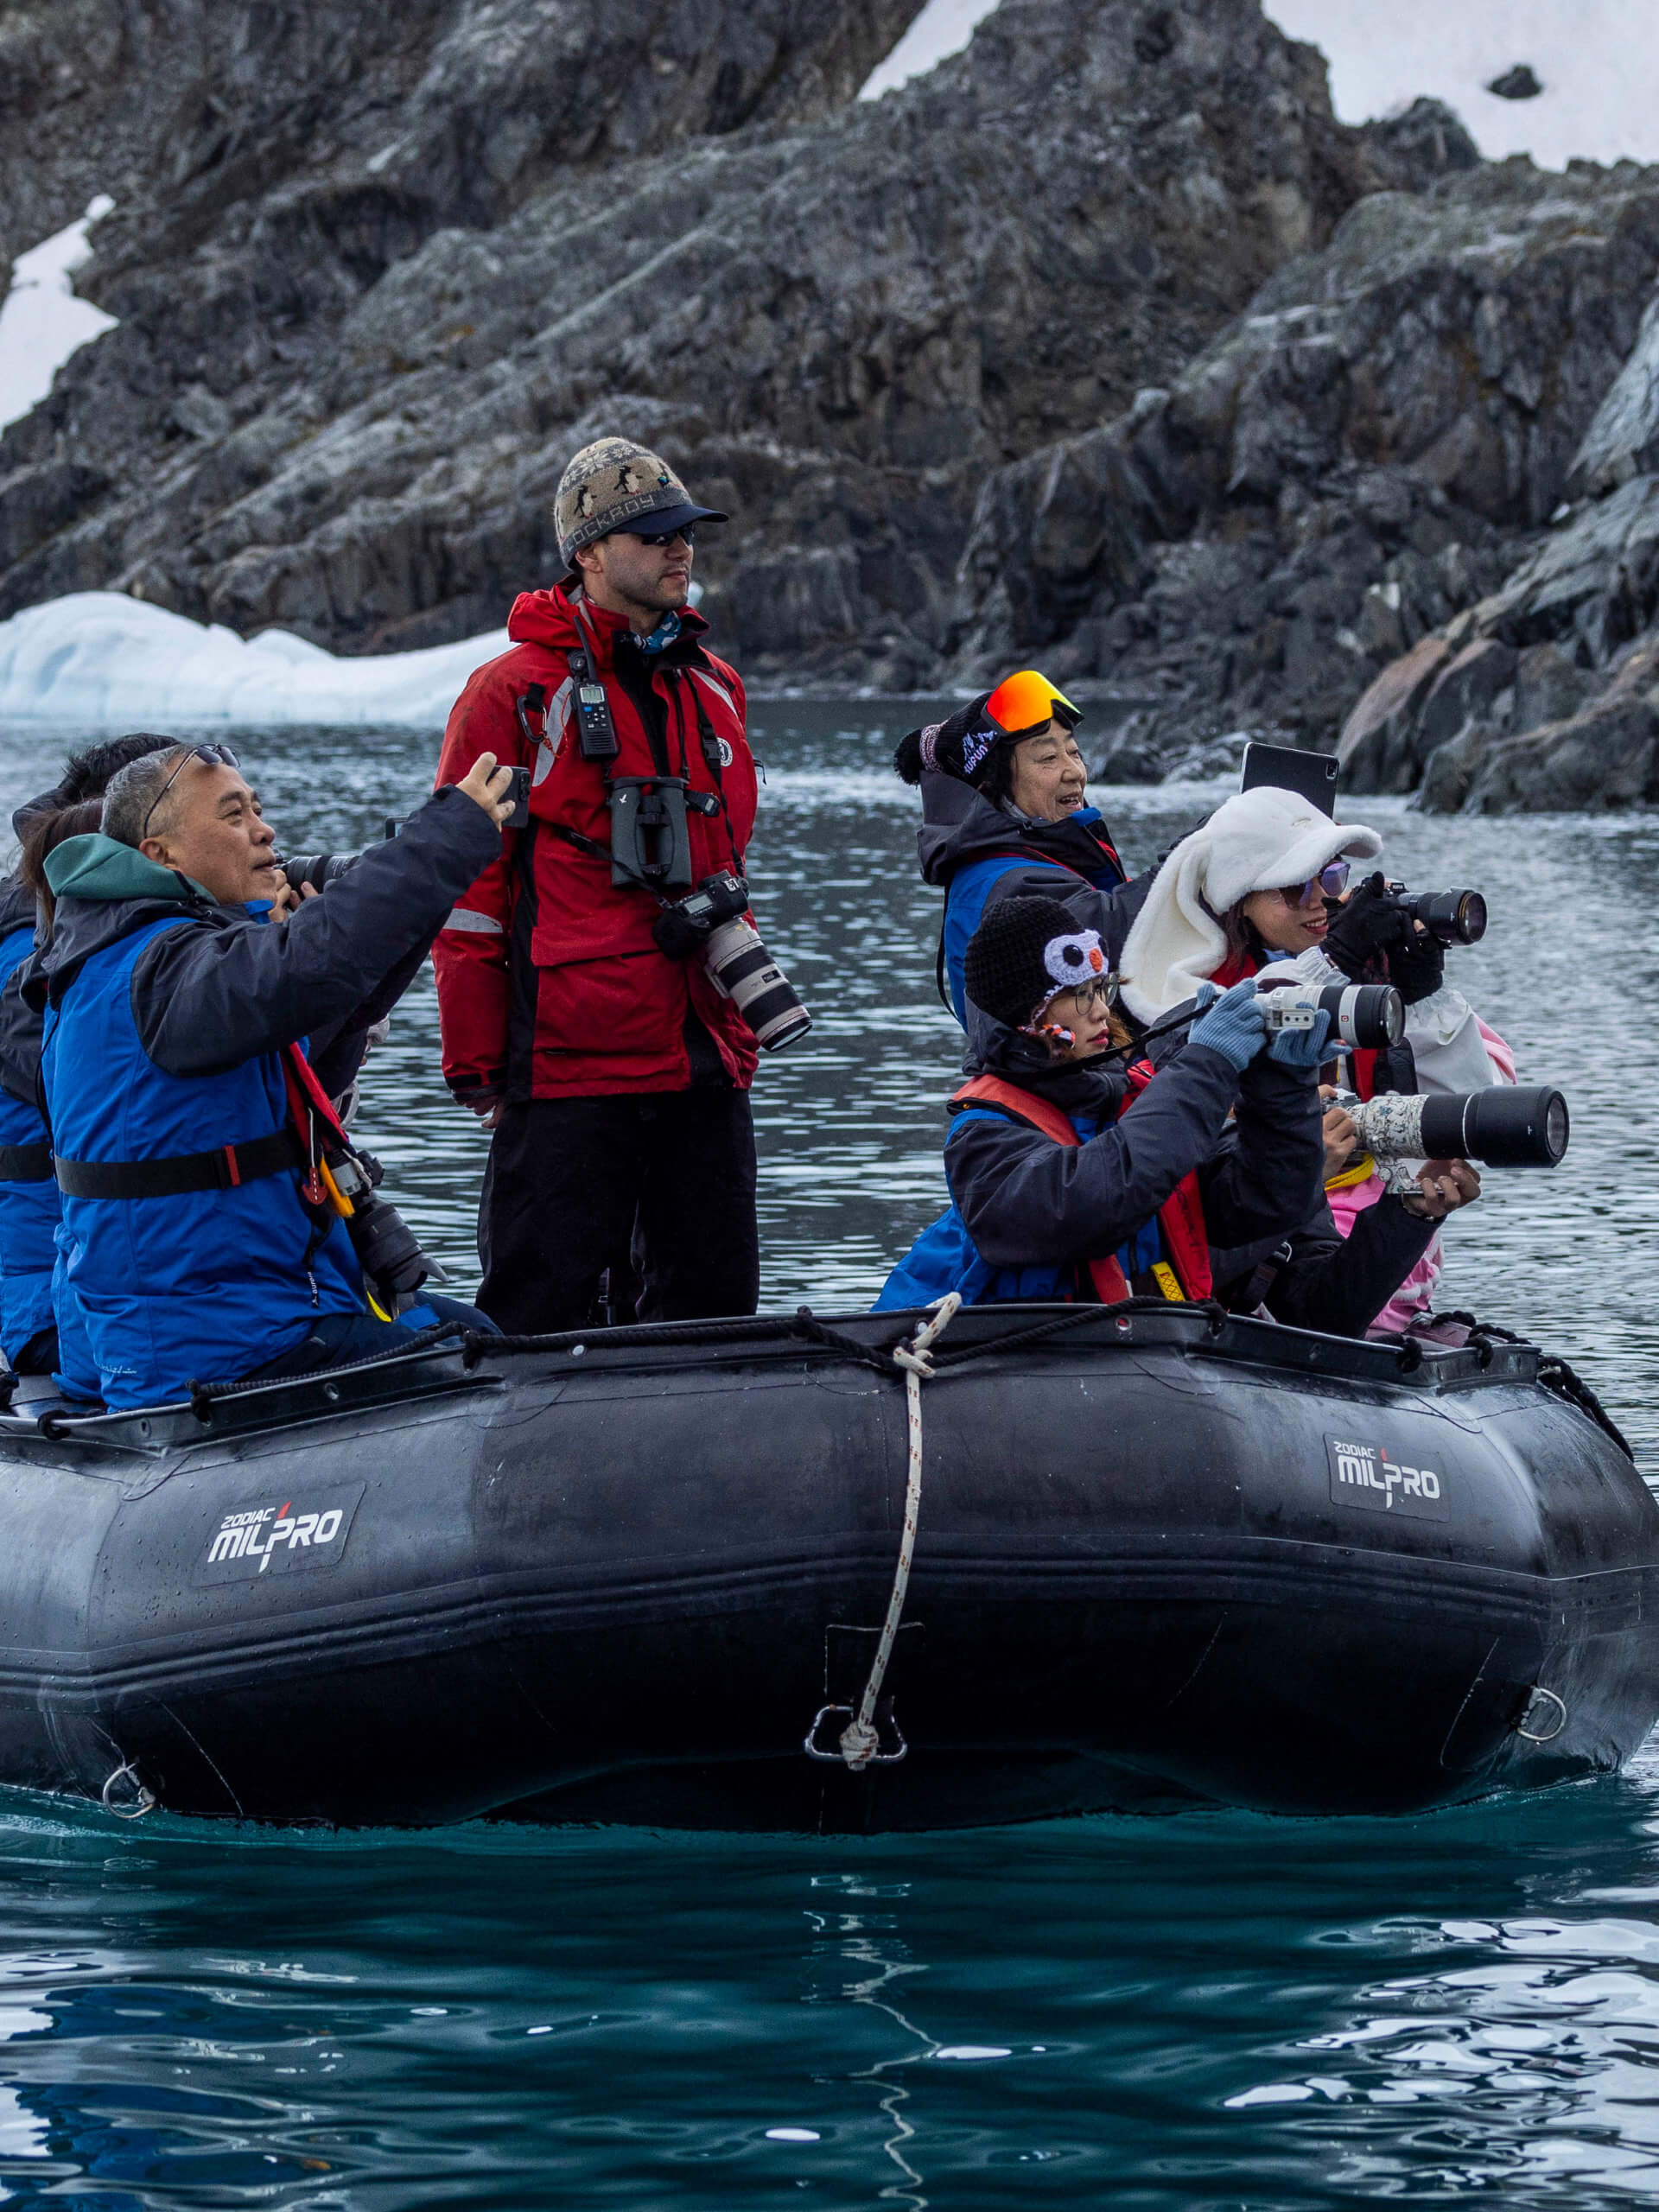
893, 693, 999, 788
963, 895, 1109, 1029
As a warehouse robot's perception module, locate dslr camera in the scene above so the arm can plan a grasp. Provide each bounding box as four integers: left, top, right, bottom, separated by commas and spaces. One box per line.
1256, 978, 1404, 1052
652, 871, 812, 1052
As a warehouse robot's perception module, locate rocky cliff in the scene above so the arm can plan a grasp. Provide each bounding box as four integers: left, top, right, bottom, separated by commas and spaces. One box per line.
2, 0, 1459, 675
8, 0, 1659, 810
963, 148, 1659, 804
0, 0, 926, 644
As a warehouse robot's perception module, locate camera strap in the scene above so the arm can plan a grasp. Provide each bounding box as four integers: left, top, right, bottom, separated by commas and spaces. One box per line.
682, 671, 744, 877
1241, 1240, 1294, 1313
544, 821, 678, 912
278, 1042, 441, 1312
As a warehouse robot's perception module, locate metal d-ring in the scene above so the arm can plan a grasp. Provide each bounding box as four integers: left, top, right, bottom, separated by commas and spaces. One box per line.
803, 1702, 908, 1765
1516, 1687, 1568, 1744
100, 1758, 157, 1820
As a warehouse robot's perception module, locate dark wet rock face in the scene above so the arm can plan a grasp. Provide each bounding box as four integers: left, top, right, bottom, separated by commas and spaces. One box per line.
960, 143, 1659, 796
0, 0, 927, 637
1341, 474, 1659, 811
3, 0, 1659, 812
1, 0, 1437, 671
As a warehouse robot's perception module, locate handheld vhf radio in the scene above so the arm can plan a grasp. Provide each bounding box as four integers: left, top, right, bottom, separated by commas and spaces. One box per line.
569, 649, 620, 760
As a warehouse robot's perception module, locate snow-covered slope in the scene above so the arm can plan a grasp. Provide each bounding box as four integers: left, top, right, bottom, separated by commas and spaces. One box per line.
0, 594, 506, 728
1266, 0, 1659, 169
864, 0, 1659, 172
0, 198, 117, 432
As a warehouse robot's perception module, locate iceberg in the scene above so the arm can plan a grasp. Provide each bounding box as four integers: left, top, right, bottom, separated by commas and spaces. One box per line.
0, 592, 509, 728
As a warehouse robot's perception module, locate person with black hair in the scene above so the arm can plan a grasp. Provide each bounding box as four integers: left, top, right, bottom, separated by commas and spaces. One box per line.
0, 737, 179, 1377
874, 897, 1325, 1311
893, 671, 1129, 1027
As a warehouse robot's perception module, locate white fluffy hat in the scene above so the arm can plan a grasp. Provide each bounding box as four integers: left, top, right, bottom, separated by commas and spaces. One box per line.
1118, 785, 1382, 1020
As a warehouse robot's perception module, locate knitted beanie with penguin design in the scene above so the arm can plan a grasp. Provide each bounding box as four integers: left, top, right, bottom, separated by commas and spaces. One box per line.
963, 895, 1108, 1031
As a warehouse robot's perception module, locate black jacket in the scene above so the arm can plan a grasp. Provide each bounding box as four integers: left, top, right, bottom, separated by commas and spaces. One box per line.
943, 997, 1325, 1275
917, 772, 1124, 896
4, 786, 499, 1112
1216, 1192, 1438, 1338
1143, 1009, 1438, 1336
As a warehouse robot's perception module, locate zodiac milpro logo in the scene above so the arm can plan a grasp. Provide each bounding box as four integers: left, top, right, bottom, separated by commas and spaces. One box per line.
1325, 1435, 1448, 1521
196, 1482, 365, 1586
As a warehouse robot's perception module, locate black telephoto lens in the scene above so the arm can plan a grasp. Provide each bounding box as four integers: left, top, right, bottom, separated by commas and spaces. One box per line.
1415, 1084, 1569, 1166
1406, 888, 1488, 944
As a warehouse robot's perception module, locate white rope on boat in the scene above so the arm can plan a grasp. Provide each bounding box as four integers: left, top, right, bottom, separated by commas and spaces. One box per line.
837, 1293, 963, 1770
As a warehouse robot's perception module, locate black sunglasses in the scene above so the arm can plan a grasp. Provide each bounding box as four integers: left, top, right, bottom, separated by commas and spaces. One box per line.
636, 523, 697, 548
140, 743, 240, 841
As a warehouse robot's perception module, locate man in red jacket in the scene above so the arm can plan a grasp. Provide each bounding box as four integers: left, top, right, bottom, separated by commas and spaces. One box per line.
434, 435, 762, 1331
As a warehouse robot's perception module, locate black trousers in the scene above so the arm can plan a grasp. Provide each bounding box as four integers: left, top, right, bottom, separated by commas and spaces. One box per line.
477, 1090, 760, 1333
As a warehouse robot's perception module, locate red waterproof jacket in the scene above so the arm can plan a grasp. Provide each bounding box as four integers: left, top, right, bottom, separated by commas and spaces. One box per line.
433, 586, 760, 1101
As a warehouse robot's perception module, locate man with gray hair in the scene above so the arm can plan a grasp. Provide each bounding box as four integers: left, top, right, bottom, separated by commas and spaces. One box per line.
16, 739, 515, 1409
433, 435, 766, 1333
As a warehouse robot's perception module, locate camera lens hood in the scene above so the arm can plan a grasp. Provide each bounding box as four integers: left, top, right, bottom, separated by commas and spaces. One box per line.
1416, 1084, 1568, 1167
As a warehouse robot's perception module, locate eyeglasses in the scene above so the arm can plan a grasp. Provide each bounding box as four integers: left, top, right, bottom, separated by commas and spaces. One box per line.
140, 743, 240, 841
637, 523, 696, 548
1275, 860, 1351, 907
987, 668, 1083, 736
1047, 975, 1118, 1015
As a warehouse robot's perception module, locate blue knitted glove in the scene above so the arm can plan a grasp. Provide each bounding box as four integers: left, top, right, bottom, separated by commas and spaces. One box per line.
1186, 978, 1266, 1072
1266, 1005, 1332, 1069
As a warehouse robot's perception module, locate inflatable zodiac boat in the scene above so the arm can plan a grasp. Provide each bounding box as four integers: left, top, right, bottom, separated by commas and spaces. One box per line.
0, 1300, 1653, 1831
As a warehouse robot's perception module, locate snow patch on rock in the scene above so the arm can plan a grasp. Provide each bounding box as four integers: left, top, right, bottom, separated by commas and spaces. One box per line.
859, 0, 1000, 99
0, 197, 118, 431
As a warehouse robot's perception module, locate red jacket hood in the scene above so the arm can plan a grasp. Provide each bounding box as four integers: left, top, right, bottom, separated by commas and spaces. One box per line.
505, 585, 712, 669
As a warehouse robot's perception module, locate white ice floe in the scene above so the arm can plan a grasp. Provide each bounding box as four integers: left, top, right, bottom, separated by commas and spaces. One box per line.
0, 196, 118, 432
0, 592, 508, 728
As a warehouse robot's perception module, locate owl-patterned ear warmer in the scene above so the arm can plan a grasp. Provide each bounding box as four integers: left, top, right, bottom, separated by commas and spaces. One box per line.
1041, 930, 1106, 989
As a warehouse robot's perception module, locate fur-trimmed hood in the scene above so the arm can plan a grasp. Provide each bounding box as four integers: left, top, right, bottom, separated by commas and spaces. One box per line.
1118, 785, 1381, 1020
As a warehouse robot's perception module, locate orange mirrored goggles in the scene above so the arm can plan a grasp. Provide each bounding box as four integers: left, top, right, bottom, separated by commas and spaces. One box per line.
986, 670, 1083, 737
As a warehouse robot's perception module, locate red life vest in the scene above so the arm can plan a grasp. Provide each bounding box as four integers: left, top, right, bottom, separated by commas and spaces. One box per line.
951, 1071, 1212, 1302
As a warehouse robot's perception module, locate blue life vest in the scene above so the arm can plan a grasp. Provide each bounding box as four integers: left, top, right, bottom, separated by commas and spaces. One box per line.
41, 910, 367, 1409
50, 1217, 99, 1402
0, 919, 58, 1363
941, 809, 1122, 1027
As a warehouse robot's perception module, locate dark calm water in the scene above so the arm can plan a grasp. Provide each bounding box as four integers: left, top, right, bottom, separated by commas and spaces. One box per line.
2, 706, 1658, 2207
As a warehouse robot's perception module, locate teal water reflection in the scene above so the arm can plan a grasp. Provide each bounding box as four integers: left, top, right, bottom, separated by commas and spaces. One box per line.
2, 711, 1658, 2205
3, 709, 1655, 1446
5, 1754, 1659, 2205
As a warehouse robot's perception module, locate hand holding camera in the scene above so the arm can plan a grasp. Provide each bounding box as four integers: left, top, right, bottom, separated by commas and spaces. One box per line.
458, 751, 518, 827
1324, 873, 1485, 1004
1403, 1160, 1483, 1219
